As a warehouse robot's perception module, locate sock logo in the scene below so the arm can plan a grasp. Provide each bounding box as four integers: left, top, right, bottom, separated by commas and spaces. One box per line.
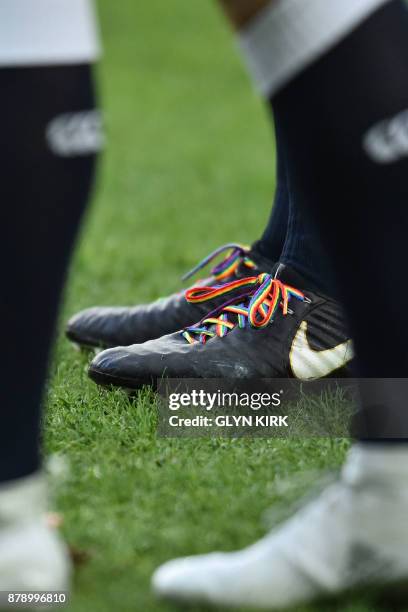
290, 320, 354, 380
363, 108, 408, 163
46, 109, 104, 157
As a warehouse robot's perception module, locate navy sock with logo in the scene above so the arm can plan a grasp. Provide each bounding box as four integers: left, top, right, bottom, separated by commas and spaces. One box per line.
0, 64, 99, 482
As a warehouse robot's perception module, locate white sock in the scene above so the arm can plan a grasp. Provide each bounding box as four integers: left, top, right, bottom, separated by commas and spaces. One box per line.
238, 0, 391, 96
0, 472, 46, 526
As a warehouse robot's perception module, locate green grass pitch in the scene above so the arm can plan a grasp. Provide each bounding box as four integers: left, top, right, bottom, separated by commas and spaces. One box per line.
44, 1, 378, 610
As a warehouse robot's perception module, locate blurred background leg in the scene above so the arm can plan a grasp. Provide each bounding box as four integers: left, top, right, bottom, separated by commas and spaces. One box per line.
0, 0, 101, 592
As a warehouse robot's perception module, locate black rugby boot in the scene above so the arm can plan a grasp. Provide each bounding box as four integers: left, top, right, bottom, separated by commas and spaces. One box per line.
66, 242, 274, 349
88, 263, 354, 390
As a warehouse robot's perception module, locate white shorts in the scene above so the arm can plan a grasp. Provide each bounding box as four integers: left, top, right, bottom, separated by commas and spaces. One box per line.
0, 0, 100, 67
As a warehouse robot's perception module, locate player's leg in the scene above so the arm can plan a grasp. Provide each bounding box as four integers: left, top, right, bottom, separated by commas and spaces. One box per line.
152, 0, 408, 607
0, 1, 100, 591
221, 0, 337, 297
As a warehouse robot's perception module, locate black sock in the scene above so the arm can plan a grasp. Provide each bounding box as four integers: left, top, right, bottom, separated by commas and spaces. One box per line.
258, 120, 289, 262
0, 64, 99, 482
259, 114, 336, 296
274, 114, 336, 296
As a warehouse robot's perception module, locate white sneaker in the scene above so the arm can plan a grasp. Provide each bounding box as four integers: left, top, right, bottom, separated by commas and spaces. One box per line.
152, 444, 408, 609
0, 472, 70, 591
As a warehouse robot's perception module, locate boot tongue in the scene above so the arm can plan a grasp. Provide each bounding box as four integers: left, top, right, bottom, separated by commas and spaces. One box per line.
236, 244, 308, 289
272, 262, 310, 291
236, 241, 276, 277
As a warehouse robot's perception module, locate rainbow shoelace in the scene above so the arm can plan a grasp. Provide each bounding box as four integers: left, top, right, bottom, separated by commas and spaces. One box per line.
182, 272, 306, 345
182, 243, 257, 283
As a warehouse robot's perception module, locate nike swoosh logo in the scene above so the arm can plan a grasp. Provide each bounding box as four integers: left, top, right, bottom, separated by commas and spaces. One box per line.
290, 320, 354, 380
